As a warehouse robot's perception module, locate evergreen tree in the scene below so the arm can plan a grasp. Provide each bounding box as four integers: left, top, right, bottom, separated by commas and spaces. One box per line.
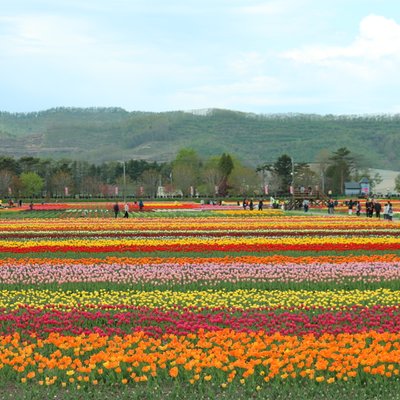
273, 154, 293, 193
218, 153, 234, 196
326, 147, 356, 195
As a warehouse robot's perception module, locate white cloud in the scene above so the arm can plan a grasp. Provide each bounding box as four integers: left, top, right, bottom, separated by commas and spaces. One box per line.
282, 15, 400, 64
0, 15, 97, 57
0, 14, 197, 86
1, 4, 399, 114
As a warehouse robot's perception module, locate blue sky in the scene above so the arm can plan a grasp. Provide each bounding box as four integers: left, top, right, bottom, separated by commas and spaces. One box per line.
1, 0, 400, 114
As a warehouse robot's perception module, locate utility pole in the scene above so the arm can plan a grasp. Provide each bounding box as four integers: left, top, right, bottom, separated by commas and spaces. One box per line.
291, 157, 295, 195
118, 160, 126, 203
123, 161, 126, 203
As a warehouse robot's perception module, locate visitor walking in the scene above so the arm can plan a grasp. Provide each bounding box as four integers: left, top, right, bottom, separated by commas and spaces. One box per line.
327, 199, 335, 214
124, 203, 129, 218
113, 202, 120, 218
356, 201, 361, 216
139, 199, 144, 211
258, 199, 263, 211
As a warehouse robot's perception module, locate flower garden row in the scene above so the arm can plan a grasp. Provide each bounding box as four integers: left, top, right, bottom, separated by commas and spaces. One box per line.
3, 304, 400, 337
0, 214, 400, 394
2, 257, 400, 286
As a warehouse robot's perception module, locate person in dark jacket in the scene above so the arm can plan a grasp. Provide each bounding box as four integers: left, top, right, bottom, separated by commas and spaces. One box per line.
374, 201, 382, 219
113, 202, 120, 218
356, 201, 361, 216
365, 200, 373, 218
249, 199, 254, 210
139, 199, 144, 211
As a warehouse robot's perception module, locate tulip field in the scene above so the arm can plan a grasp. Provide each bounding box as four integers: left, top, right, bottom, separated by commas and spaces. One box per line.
1, 208, 400, 399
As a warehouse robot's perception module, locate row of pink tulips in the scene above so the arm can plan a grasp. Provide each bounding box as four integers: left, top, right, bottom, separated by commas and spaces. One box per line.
1, 261, 400, 284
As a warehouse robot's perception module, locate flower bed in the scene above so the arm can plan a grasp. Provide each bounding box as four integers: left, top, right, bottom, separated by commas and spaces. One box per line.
0, 213, 399, 397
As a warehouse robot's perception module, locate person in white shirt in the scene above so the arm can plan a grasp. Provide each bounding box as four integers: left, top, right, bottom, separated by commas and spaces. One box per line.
383, 203, 389, 220
123, 203, 129, 218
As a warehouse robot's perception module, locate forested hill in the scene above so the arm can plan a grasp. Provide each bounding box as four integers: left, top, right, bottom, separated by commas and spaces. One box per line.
0, 107, 399, 169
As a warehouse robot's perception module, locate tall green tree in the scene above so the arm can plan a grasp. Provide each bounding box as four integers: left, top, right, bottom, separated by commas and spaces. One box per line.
140, 169, 160, 198
217, 153, 234, 196
0, 156, 19, 174
326, 147, 357, 195
272, 154, 293, 193
18, 157, 43, 174
200, 157, 223, 196
20, 172, 44, 198
229, 160, 260, 196
171, 148, 201, 196
50, 171, 73, 197
294, 163, 318, 188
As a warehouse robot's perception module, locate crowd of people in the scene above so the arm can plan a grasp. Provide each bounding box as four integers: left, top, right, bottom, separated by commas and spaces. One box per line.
113, 200, 144, 218
1, 199, 38, 210
241, 198, 264, 211
0, 196, 396, 221
329, 198, 394, 220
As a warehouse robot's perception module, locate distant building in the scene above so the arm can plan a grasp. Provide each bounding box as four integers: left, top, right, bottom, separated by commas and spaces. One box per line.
157, 186, 183, 198
344, 178, 370, 196
344, 182, 361, 196
359, 177, 370, 196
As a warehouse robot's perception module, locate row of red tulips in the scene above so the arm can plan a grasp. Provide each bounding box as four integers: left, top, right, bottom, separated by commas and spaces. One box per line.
3, 231, 400, 239
2, 243, 400, 253
2, 304, 400, 338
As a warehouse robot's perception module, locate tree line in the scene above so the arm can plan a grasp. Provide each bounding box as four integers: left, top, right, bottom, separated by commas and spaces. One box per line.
0, 147, 384, 199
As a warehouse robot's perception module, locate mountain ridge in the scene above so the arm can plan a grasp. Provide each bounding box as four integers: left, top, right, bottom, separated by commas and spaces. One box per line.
0, 107, 399, 169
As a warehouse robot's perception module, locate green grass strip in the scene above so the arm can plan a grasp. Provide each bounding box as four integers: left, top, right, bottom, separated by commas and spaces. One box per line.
1, 279, 400, 293
1, 250, 400, 260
